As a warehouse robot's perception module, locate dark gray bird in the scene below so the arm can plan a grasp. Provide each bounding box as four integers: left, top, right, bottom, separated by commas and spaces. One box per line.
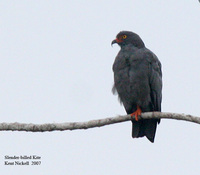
112, 31, 162, 143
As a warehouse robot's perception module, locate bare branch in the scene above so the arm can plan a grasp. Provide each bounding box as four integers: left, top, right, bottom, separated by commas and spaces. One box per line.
0, 112, 199, 132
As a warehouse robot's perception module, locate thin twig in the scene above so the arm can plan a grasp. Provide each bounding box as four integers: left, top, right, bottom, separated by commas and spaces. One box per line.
0, 112, 199, 132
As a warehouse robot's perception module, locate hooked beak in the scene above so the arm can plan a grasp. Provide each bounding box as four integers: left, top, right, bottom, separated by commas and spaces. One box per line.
111, 38, 122, 46
111, 39, 117, 46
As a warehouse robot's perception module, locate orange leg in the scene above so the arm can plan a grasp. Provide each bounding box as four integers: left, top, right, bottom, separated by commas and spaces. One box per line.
130, 105, 142, 121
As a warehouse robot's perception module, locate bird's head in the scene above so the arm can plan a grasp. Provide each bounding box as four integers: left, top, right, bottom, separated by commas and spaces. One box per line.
111, 31, 145, 48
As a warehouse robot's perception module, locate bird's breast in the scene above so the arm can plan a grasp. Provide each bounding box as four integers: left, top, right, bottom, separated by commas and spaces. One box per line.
113, 57, 151, 107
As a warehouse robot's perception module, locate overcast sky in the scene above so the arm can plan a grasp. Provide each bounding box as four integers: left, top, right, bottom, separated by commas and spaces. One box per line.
0, 1, 200, 174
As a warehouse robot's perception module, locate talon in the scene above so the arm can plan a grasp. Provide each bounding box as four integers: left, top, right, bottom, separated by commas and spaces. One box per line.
130, 105, 141, 121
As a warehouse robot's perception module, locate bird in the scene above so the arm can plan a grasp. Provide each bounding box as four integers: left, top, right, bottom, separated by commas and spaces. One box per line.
111, 31, 162, 143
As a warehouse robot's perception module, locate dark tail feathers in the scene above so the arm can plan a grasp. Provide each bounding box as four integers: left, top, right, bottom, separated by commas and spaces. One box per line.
131, 119, 159, 143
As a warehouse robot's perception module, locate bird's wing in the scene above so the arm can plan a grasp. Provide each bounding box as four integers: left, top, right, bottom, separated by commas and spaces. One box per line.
147, 50, 162, 111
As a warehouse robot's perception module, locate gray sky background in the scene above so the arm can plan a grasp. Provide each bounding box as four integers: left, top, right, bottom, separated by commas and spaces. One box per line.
0, 1, 200, 174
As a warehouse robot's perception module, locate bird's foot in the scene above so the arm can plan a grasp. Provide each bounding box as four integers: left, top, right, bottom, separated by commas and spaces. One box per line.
130, 105, 141, 121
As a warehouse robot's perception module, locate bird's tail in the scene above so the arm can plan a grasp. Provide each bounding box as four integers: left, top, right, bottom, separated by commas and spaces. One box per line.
131, 119, 159, 143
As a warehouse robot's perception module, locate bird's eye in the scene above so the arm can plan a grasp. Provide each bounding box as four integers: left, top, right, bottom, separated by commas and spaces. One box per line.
122, 35, 127, 39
